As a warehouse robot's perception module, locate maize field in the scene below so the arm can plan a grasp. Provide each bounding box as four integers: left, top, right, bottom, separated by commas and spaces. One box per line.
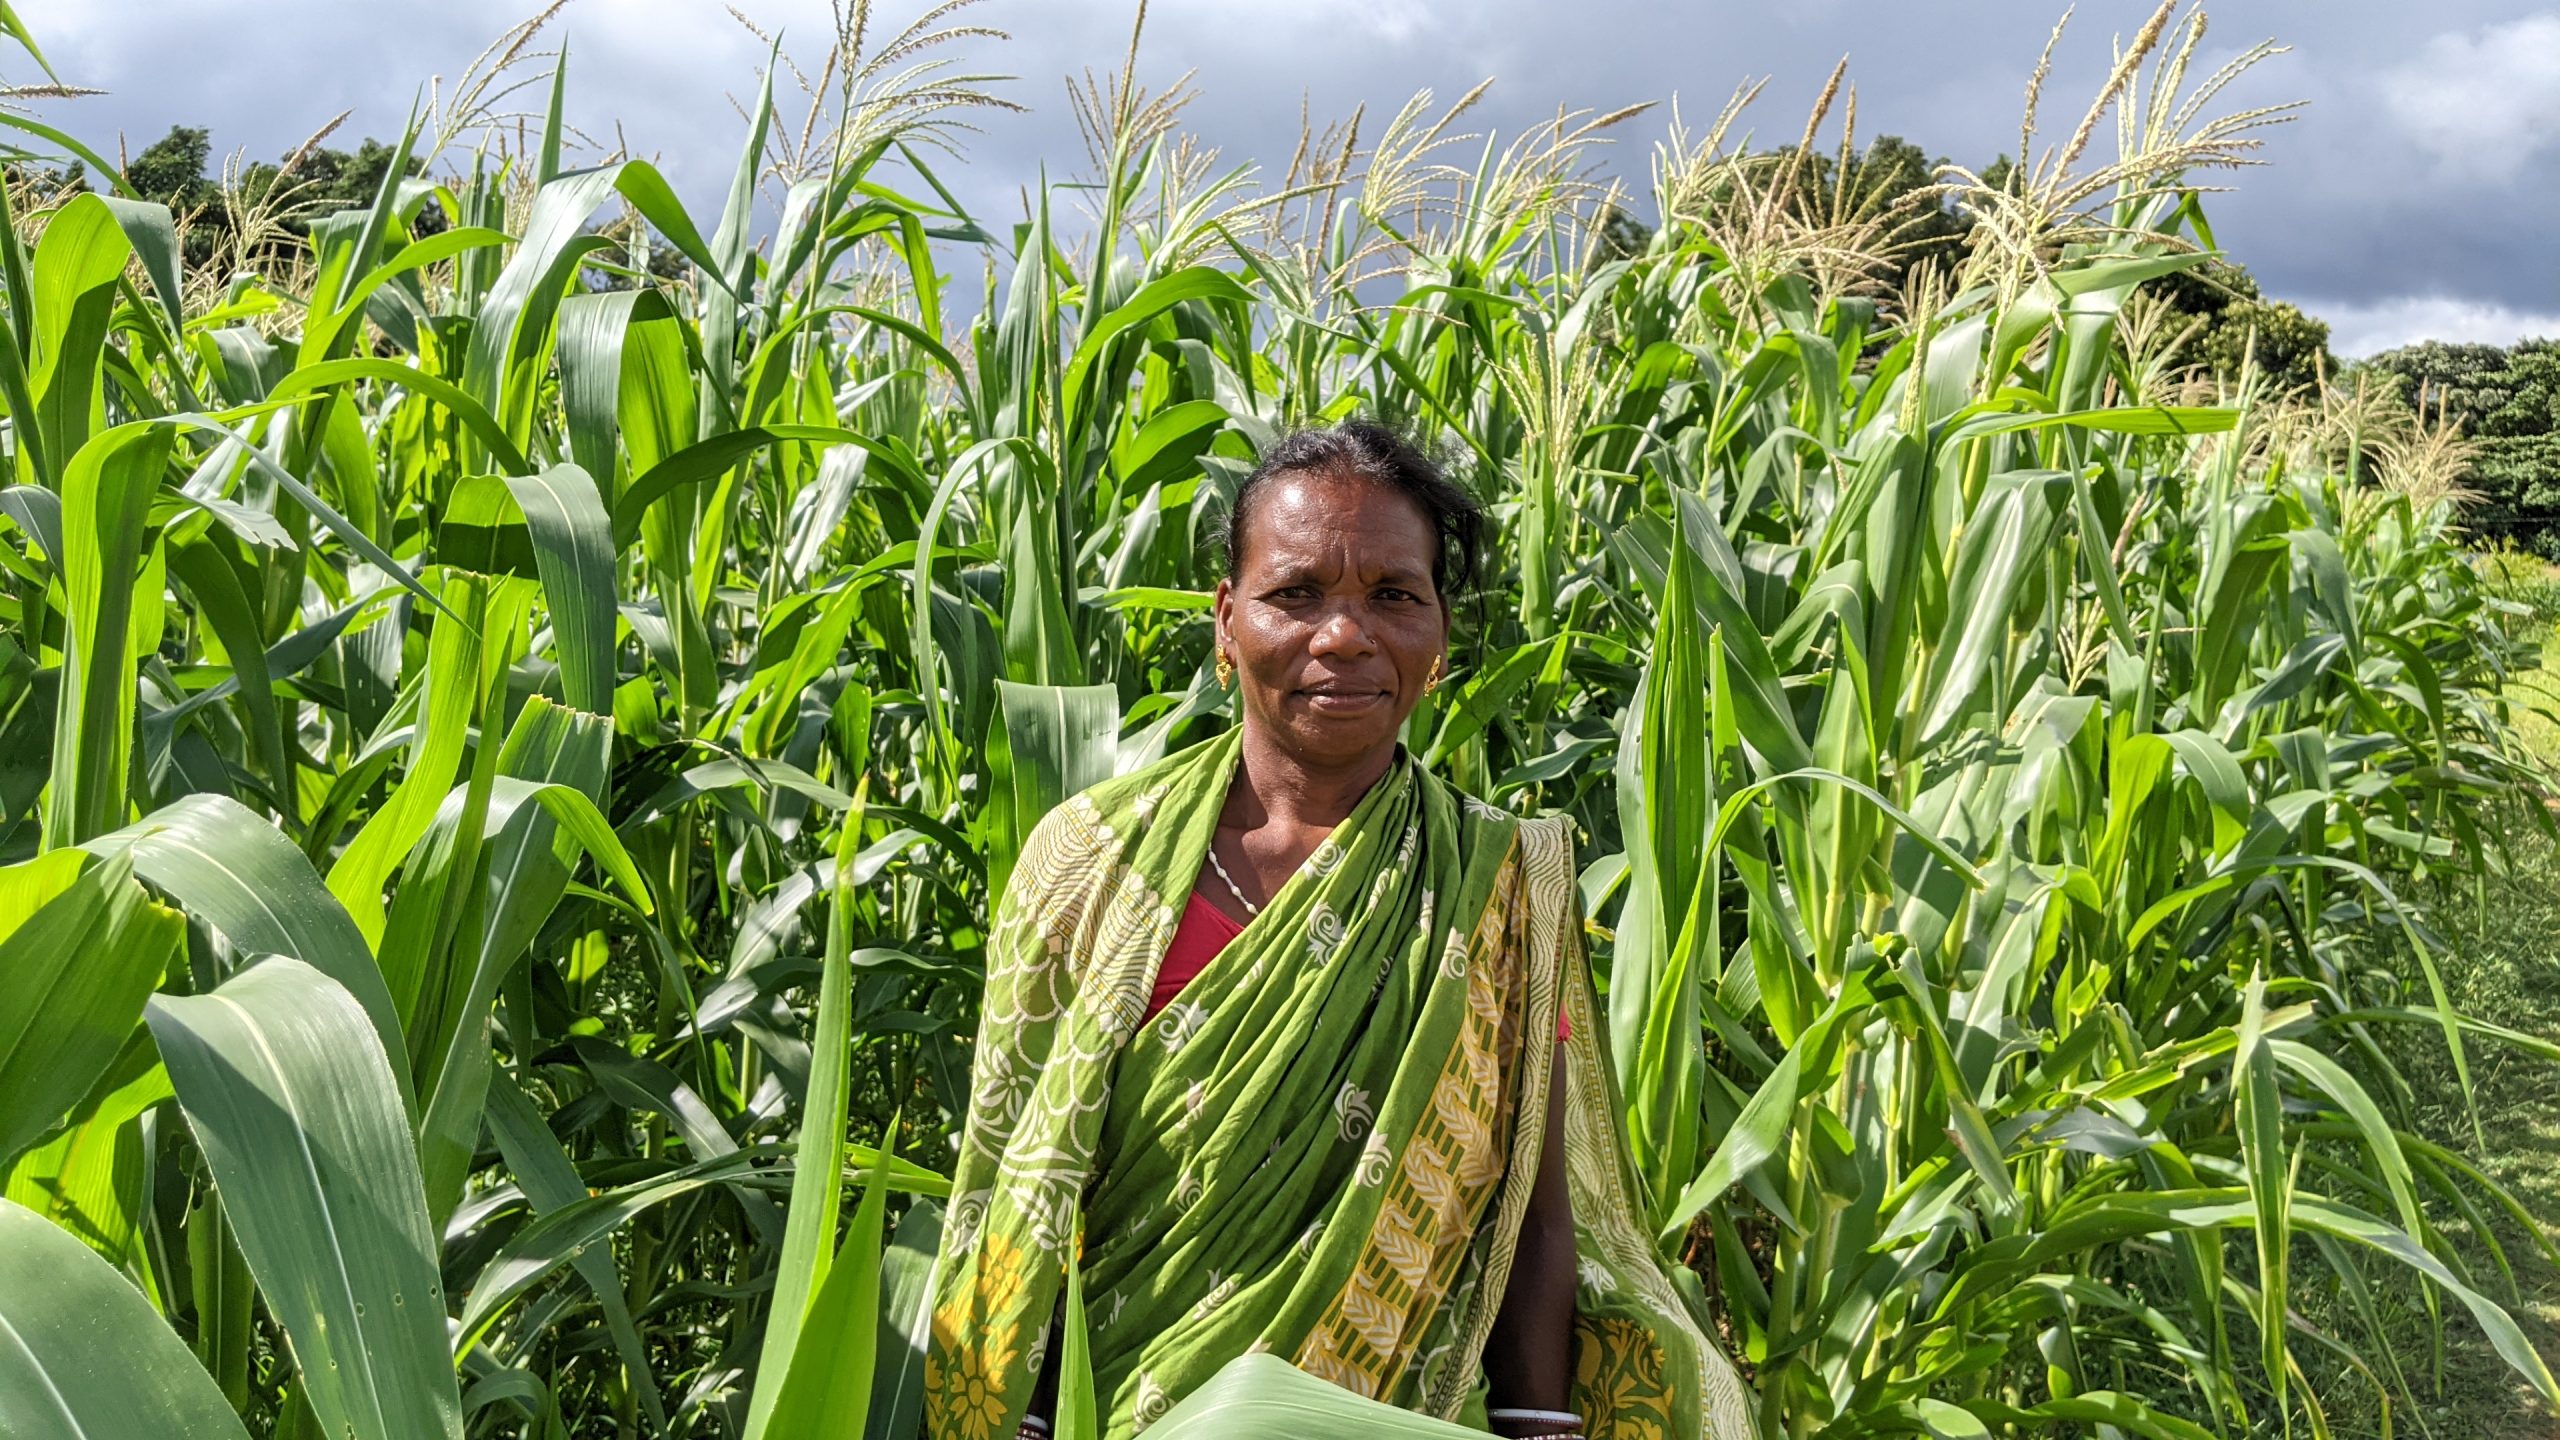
1, 1, 2555, 1436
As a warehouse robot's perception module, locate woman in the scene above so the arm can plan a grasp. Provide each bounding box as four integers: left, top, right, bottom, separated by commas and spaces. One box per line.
925, 422, 1752, 1439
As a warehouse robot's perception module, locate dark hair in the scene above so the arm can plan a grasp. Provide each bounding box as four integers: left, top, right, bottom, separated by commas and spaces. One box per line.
1224, 419, 1484, 600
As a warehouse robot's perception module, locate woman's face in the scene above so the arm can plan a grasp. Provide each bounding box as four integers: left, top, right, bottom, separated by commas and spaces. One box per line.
1214, 468, 1450, 773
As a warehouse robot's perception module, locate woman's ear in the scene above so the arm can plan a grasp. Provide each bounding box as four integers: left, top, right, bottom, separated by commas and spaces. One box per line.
1211, 577, 1234, 651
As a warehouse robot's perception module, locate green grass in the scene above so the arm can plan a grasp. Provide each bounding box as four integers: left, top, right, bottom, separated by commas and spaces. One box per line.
2451, 623, 2560, 1436
2504, 626, 2560, 762
2347, 822, 2560, 1437
2315, 616, 2560, 1438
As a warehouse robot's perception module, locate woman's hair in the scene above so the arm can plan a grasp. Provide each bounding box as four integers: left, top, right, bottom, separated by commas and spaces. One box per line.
1223, 419, 1485, 599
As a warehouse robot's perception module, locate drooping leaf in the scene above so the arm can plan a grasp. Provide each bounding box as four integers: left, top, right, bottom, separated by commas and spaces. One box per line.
0, 1196, 251, 1440
148, 957, 465, 1440
0, 849, 180, 1168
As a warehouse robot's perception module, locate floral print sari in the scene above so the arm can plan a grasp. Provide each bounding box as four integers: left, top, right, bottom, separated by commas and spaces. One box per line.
926, 731, 1753, 1438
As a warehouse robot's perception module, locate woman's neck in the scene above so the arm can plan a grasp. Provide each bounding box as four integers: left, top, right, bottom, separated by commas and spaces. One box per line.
1224, 727, 1398, 835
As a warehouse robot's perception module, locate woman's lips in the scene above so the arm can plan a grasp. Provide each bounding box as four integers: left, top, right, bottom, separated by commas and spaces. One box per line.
1298, 686, 1389, 714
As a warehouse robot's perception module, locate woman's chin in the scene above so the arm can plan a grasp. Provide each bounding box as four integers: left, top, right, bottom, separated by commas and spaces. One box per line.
1276, 710, 1403, 764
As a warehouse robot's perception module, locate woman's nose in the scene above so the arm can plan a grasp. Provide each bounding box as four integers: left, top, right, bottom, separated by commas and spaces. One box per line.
1307, 606, 1376, 656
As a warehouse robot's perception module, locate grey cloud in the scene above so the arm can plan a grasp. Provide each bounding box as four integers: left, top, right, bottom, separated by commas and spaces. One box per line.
29, 0, 2560, 352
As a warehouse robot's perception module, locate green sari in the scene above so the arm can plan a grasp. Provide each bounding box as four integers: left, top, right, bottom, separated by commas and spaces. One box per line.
925, 731, 1753, 1439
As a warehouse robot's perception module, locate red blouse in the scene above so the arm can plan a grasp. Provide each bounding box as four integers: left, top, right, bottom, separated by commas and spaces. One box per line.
1139, 889, 1569, 1039
1143, 892, 1244, 1023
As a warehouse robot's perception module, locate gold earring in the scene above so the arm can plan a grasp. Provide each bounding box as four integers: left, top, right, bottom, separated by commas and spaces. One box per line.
1215, 648, 1234, 689
1423, 653, 1444, 696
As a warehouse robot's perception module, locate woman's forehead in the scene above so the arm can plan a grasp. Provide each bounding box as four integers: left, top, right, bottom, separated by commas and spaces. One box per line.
1241, 470, 1436, 572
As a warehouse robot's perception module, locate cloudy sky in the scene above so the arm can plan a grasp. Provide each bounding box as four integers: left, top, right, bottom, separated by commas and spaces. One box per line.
27, 0, 2560, 355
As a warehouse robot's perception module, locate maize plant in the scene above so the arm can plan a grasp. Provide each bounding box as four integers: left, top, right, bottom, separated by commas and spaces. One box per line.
0, 1, 2551, 1437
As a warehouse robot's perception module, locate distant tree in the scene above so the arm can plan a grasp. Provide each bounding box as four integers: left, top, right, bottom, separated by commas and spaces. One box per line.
244, 136, 419, 222
2362, 339, 2560, 553
121, 123, 432, 278
124, 125, 224, 267
581, 226, 695, 292
1842, 134, 1967, 292
2149, 258, 2334, 397
1592, 202, 1651, 265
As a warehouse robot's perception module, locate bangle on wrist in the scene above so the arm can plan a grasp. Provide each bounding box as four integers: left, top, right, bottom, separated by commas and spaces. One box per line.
1489, 1408, 1585, 1439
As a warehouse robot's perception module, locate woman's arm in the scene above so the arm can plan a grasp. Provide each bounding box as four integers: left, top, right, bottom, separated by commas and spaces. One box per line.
1483, 1042, 1577, 1432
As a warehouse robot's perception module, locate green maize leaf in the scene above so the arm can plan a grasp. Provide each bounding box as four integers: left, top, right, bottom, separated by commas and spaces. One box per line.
610, 423, 918, 545
306, 227, 512, 362
537, 50, 568, 185
328, 572, 504, 944
459, 1144, 948, 1353
1060, 266, 1255, 440
866, 1199, 944, 1440
1943, 403, 2240, 445
45, 422, 174, 848
1424, 636, 1560, 767
332, 102, 419, 324
0, 480, 60, 561
147, 956, 465, 1440
1916, 470, 2068, 748
1057, 1216, 1101, 1440
0, 849, 180, 1168
83, 793, 409, 1091
462, 466, 617, 715
165, 536, 289, 804
2231, 973, 2291, 1417
2, 1027, 168, 1268
481, 1073, 669, 1433
93, 198, 183, 341
0, 848, 81, 944
553, 288, 658, 491
26, 195, 133, 480
0, 2, 55, 80
1616, 505, 1714, 1210
0, 1196, 251, 1440
263, 358, 529, 475
413, 700, 615, 1219
2065, 462, 2139, 651
0, 112, 133, 201
985, 681, 1119, 902
762, 1115, 896, 1439
1142, 1354, 1481, 1437
150, 410, 459, 623
746, 782, 871, 1440
466, 162, 727, 453
912, 436, 1025, 791
565, 1033, 777, 1240
1883, 1398, 1994, 1439
2270, 1037, 2423, 1240
702, 47, 775, 408
1660, 967, 1884, 1241
1960, 1391, 2216, 1440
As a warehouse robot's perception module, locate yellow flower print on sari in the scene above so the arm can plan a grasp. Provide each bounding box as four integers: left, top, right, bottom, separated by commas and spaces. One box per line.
1573, 1314, 1671, 1439
976, 1232, 1028, 1317
927, 1316, 1019, 1440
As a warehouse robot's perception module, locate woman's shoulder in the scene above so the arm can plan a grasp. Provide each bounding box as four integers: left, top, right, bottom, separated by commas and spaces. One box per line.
1429, 770, 1576, 853
1034, 732, 1229, 842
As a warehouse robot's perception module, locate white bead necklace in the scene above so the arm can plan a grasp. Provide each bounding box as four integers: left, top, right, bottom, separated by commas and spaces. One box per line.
1204, 840, 1261, 917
